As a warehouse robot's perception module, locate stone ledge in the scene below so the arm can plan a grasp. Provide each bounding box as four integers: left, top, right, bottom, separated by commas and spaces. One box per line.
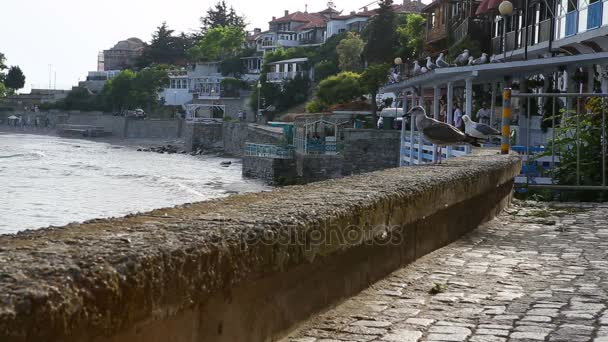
0, 150, 520, 342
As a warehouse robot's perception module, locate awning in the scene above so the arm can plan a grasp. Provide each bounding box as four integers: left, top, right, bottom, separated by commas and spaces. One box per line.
380, 52, 608, 93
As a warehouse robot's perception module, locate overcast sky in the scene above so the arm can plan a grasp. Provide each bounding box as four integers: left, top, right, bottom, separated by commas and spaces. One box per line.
0, 0, 387, 92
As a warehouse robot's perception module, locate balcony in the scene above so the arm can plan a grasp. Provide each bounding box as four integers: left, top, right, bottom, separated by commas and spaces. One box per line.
565, 11, 578, 36
492, 18, 551, 55
452, 18, 485, 45
505, 31, 517, 51
267, 71, 308, 82
587, 1, 603, 29
539, 19, 551, 42
426, 26, 447, 43
491, 36, 502, 55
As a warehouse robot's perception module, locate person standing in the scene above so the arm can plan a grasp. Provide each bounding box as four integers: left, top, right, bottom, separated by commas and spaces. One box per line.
477, 103, 490, 125
453, 104, 463, 131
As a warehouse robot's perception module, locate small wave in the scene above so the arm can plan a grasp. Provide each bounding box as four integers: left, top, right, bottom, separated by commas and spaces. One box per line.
0, 151, 46, 159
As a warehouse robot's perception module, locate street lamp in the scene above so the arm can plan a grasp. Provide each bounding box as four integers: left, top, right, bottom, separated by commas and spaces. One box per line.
499, 1, 514, 61
394, 57, 403, 79
256, 82, 262, 123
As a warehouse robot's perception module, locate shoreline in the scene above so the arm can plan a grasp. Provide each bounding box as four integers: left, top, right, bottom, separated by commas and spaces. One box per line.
0, 125, 186, 150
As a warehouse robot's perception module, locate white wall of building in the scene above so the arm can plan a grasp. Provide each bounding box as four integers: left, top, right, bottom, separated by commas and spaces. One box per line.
160, 88, 192, 106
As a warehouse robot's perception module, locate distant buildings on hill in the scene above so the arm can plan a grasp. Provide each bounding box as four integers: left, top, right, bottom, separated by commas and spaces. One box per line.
98, 37, 145, 71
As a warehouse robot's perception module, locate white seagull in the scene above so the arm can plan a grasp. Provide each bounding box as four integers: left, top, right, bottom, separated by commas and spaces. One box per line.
435, 53, 450, 68
462, 115, 501, 139
412, 60, 422, 76
471, 53, 489, 65
467, 56, 475, 66
405, 106, 482, 164
426, 56, 437, 70
454, 49, 470, 66
490, 55, 503, 63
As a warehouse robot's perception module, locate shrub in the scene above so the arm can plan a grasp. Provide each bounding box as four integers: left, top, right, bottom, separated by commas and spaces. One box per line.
314, 60, 340, 82
306, 99, 328, 113
315, 72, 363, 106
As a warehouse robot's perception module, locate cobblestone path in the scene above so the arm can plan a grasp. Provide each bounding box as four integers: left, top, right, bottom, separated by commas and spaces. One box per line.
286, 201, 608, 342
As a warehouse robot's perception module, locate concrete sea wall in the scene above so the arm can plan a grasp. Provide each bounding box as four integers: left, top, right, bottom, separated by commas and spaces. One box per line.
184, 122, 283, 155
64, 113, 182, 139
0, 151, 521, 342
342, 129, 401, 175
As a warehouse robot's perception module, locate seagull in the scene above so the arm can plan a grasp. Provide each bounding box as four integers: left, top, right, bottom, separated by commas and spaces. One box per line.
421, 66, 428, 74
462, 115, 501, 140
454, 49, 470, 66
435, 53, 450, 68
467, 56, 475, 66
426, 56, 437, 70
490, 55, 504, 63
412, 60, 421, 76
471, 53, 488, 65
405, 106, 482, 164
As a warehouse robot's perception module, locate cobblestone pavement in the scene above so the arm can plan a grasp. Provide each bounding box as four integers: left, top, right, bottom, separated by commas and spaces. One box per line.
286, 201, 608, 342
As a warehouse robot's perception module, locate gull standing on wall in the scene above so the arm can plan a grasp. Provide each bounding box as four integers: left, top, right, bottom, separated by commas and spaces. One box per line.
404, 106, 481, 164
462, 115, 501, 140
435, 53, 450, 68
454, 49, 470, 66
426, 56, 437, 70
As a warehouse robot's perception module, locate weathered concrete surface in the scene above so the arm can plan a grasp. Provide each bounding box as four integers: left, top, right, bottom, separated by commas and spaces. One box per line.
0, 150, 520, 342
285, 201, 608, 342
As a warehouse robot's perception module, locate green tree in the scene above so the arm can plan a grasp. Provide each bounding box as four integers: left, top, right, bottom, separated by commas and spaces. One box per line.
138, 23, 192, 67
200, 1, 246, 34
542, 98, 608, 201
336, 32, 364, 72
360, 64, 390, 122
314, 60, 340, 82
363, 0, 397, 64
5, 66, 26, 93
102, 70, 136, 111
315, 72, 364, 106
0, 52, 6, 72
0, 52, 7, 92
188, 26, 245, 61
396, 14, 425, 60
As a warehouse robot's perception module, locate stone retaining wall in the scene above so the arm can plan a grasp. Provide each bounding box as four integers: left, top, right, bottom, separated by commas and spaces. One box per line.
342, 129, 401, 176
242, 156, 297, 185
185, 122, 283, 155
0, 151, 521, 342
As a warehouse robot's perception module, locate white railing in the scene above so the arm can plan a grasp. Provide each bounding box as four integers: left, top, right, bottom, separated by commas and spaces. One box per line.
267, 71, 307, 82
244, 143, 295, 159
399, 131, 470, 165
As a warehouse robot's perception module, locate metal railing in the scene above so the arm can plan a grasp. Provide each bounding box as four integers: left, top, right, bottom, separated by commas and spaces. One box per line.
267, 71, 307, 82
587, 1, 603, 29
508, 92, 608, 191
565, 11, 579, 36
244, 143, 295, 159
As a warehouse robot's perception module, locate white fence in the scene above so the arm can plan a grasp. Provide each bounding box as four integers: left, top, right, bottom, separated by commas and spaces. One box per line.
399, 130, 470, 165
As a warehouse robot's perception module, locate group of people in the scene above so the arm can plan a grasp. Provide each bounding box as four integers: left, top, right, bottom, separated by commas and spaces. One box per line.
237, 110, 248, 122
438, 102, 492, 132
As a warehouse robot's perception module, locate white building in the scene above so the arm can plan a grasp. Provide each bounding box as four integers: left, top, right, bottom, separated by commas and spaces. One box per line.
267, 58, 313, 83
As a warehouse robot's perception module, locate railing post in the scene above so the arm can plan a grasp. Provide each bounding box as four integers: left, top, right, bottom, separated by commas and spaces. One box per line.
501, 88, 512, 154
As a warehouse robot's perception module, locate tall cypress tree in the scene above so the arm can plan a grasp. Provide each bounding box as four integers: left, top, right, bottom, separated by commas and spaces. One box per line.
363, 0, 397, 64
200, 1, 246, 35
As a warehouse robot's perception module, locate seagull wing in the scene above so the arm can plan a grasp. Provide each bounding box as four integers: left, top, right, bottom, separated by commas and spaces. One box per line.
474, 122, 501, 136
420, 119, 466, 144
